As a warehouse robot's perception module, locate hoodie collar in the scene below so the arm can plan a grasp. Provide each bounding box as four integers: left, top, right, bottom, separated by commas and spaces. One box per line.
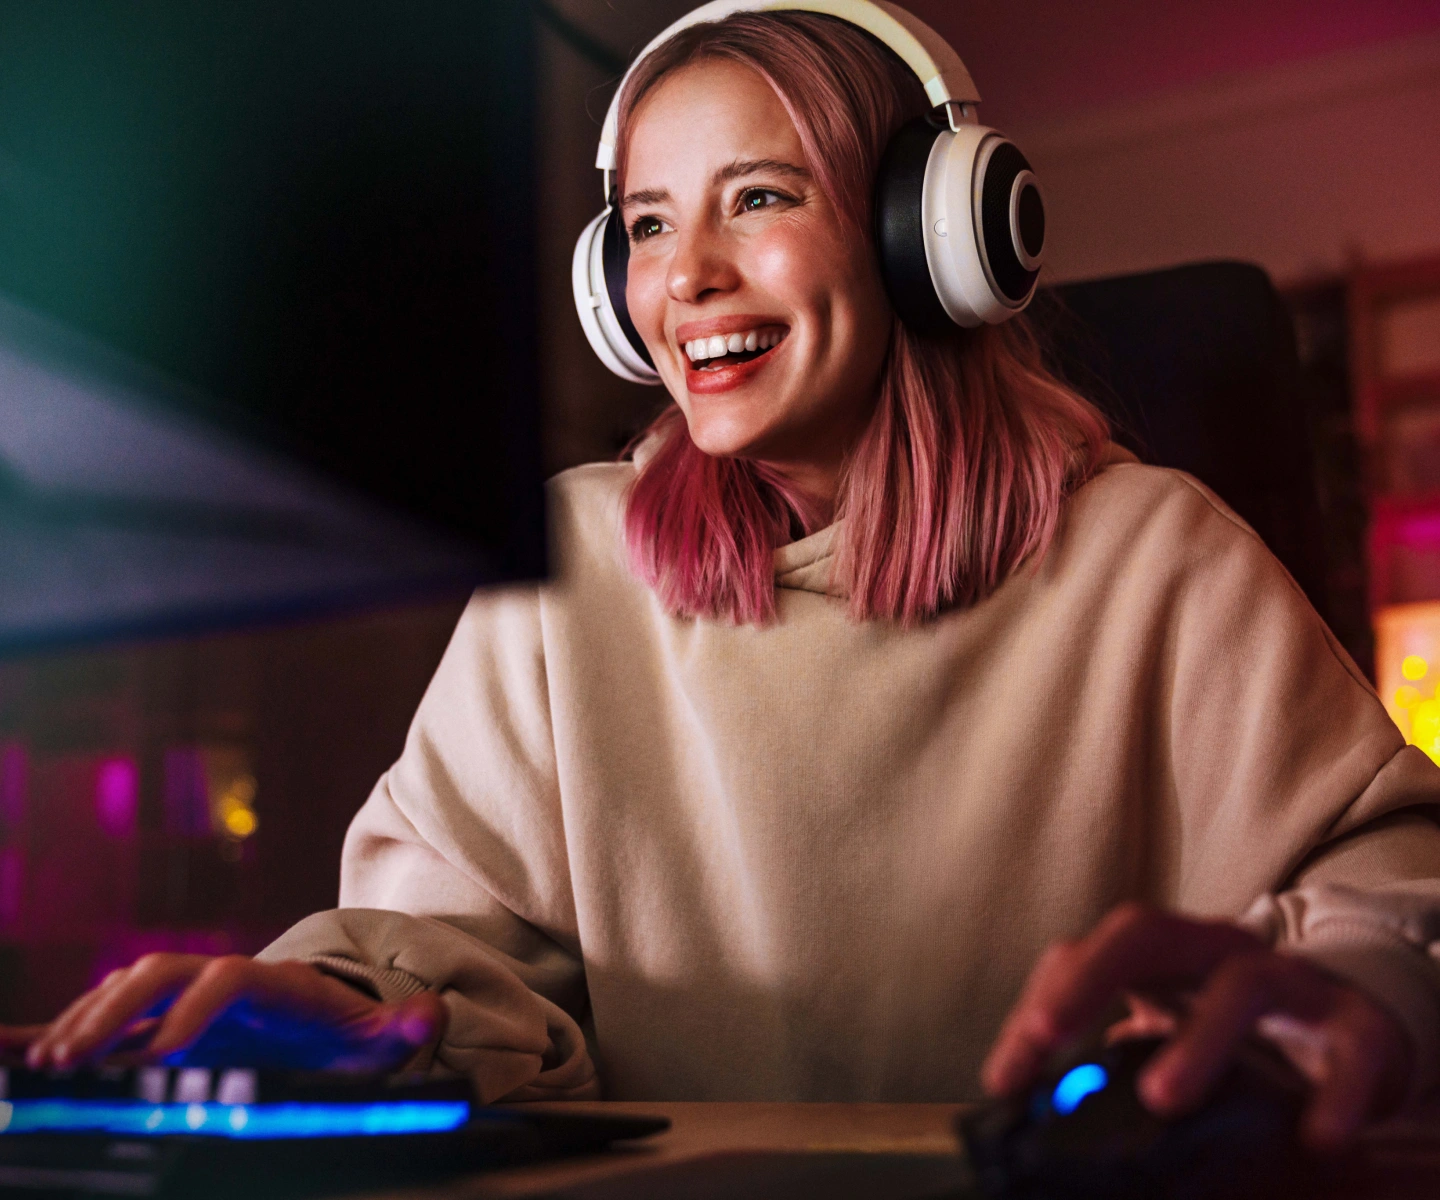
774, 523, 843, 597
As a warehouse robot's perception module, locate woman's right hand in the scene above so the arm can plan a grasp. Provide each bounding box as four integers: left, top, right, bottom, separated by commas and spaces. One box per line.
12, 954, 445, 1073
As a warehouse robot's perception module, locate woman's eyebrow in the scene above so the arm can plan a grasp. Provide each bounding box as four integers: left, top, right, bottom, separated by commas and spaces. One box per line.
713, 158, 810, 186
619, 160, 809, 211
620, 186, 671, 210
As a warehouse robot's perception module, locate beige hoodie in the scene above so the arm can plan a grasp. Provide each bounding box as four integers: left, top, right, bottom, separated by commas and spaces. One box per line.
261, 449, 1440, 1104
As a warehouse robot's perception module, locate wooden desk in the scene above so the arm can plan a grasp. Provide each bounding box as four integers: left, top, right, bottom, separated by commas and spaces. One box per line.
365, 1102, 1440, 1200
375, 1102, 971, 1198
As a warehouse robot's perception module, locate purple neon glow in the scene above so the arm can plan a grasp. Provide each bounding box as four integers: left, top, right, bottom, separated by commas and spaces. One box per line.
0, 744, 24, 830
0, 847, 21, 927
95, 758, 139, 838
1392, 513, 1440, 545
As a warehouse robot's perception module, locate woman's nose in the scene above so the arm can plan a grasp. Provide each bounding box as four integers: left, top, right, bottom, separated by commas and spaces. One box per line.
665, 223, 741, 305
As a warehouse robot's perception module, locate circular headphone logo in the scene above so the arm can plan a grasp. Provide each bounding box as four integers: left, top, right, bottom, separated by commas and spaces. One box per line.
571, 0, 1046, 384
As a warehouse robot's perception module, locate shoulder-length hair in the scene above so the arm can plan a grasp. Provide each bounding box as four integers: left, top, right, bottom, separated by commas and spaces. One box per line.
617, 12, 1109, 626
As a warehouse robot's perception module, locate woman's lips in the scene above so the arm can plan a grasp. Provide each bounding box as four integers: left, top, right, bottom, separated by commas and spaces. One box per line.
684, 332, 788, 395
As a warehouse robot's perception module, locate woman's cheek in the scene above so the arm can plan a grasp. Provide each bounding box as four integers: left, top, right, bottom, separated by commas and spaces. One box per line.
625, 256, 669, 354
747, 225, 818, 298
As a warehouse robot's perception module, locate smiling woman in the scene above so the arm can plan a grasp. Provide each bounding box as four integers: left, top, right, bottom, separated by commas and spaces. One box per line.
614, 15, 1106, 624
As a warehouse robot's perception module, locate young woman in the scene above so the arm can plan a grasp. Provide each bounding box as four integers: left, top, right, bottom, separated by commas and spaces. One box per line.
14, 6, 1440, 1148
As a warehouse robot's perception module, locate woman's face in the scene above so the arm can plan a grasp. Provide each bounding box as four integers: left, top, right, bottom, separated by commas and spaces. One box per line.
621, 59, 892, 489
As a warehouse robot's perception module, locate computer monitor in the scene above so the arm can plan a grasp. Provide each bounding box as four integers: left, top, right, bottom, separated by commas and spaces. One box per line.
0, 0, 545, 652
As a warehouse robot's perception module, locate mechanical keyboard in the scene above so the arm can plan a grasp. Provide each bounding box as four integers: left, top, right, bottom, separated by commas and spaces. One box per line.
0, 1065, 667, 1197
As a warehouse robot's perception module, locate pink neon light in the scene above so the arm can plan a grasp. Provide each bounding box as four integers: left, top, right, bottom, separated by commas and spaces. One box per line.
0, 846, 21, 926
95, 758, 139, 838
0, 743, 24, 830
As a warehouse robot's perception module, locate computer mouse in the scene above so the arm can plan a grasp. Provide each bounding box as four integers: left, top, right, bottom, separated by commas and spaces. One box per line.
959, 1035, 1320, 1200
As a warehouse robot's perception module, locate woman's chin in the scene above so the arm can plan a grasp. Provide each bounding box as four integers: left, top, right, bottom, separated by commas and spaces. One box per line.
681, 415, 771, 461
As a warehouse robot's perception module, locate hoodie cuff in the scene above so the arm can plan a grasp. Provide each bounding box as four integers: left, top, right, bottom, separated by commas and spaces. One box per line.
305, 954, 431, 1004
1287, 937, 1440, 1109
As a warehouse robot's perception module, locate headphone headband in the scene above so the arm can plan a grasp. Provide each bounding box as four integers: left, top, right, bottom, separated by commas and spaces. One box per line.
594, 0, 980, 177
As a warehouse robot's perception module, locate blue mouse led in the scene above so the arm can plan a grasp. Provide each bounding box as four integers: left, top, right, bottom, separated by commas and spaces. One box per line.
960, 1035, 1323, 1200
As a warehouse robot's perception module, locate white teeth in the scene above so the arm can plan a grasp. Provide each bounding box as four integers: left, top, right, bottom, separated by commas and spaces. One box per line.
684, 327, 786, 364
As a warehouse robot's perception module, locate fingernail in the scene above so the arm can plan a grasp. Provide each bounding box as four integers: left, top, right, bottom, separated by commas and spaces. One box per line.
53, 1045, 70, 1067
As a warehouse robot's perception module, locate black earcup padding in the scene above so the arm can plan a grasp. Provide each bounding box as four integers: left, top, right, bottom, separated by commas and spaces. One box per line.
979, 142, 1041, 303
602, 206, 654, 369
874, 115, 952, 336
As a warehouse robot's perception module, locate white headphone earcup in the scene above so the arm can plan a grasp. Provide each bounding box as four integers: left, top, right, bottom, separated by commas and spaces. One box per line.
921, 127, 1043, 326
876, 116, 1045, 330
571, 208, 660, 385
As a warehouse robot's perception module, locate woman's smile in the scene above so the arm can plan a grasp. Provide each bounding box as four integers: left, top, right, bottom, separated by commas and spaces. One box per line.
677, 318, 791, 393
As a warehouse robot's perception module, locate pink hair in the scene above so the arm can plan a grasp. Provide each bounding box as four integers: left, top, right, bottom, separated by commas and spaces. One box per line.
619, 12, 1109, 625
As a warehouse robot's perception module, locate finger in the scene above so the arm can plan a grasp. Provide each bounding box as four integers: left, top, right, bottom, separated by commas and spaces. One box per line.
330, 993, 449, 1073
1303, 1001, 1407, 1150
981, 939, 1083, 1094
35, 956, 207, 1067
1105, 992, 1180, 1044
27, 969, 134, 1066
983, 906, 1261, 1095
104, 1018, 164, 1062
145, 957, 274, 1059
146, 959, 377, 1059
1139, 953, 1326, 1115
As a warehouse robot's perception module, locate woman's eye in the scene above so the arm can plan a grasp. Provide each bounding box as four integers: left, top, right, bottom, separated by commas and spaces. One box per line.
628, 215, 668, 243
739, 188, 784, 213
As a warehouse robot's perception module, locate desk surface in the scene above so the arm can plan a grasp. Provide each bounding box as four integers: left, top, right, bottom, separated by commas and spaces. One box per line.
377, 1102, 970, 1198
369, 1101, 1440, 1200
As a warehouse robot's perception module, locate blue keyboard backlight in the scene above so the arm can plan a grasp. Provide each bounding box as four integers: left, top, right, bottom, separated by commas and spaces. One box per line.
0, 1098, 471, 1139
1051, 1063, 1108, 1115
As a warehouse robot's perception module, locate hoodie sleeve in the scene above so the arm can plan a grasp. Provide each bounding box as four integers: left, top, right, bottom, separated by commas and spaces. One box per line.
1144, 470, 1440, 1105
1244, 813, 1440, 1107
257, 584, 598, 1102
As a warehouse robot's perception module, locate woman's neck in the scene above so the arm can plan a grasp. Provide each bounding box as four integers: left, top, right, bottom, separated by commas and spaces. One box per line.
759, 455, 841, 533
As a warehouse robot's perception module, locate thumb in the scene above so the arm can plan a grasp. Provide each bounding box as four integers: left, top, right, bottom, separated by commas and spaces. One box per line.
340, 992, 448, 1072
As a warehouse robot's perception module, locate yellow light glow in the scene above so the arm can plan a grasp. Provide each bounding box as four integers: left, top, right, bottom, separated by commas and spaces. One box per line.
1375, 605, 1440, 766
222, 806, 258, 839
1412, 699, 1440, 752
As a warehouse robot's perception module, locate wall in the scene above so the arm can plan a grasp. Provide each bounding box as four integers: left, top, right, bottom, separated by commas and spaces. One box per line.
1008, 30, 1440, 286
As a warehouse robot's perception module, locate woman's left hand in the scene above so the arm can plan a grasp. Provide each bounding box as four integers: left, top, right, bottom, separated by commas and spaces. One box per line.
980, 902, 1412, 1149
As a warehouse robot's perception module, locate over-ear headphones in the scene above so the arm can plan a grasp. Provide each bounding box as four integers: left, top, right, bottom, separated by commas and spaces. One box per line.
571, 0, 1046, 385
